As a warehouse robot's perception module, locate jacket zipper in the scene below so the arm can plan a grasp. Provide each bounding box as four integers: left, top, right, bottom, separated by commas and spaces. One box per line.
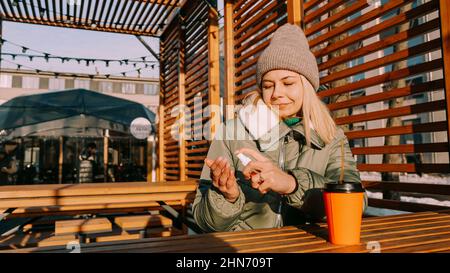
274, 133, 289, 228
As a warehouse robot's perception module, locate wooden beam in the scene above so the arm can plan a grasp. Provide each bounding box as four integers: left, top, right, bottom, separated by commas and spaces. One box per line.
157, 105, 165, 181
208, 4, 221, 139
103, 130, 109, 182
1, 17, 161, 37
287, 0, 303, 26
439, 0, 450, 157
178, 22, 186, 181
58, 136, 63, 184
147, 135, 154, 182
224, 0, 235, 120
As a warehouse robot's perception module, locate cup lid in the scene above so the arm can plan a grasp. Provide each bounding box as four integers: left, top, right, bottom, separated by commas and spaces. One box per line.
324, 182, 365, 193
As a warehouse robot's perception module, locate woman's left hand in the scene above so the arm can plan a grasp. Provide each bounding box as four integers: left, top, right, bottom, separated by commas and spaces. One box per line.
235, 148, 297, 195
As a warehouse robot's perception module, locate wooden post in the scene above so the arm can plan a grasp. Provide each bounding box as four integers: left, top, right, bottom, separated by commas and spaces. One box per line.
58, 136, 64, 184
208, 5, 221, 139
224, 0, 235, 120
287, 0, 303, 27
146, 135, 154, 182
439, 0, 450, 156
157, 105, 165, 182
178, 22, 186, 182
103, 129, 109, 182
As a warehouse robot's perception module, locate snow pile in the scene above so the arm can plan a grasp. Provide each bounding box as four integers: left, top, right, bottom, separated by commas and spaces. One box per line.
360, 172, 450, 185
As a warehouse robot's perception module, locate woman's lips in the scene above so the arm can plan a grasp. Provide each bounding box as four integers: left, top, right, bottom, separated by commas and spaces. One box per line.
272, 102, 291, 108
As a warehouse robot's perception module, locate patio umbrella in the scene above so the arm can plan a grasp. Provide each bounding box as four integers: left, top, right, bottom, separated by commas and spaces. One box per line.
0, 88, 155, 138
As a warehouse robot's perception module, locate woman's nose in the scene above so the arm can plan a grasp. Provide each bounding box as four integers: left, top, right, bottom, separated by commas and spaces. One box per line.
272, 84, 285, 99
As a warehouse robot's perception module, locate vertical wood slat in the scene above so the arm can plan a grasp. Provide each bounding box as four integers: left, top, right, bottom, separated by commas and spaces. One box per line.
58, 136, 63, 184
224, 0, 235, 120
287, 0, 303, 26
147, 136, 153, 182
178, 20, 186, 181
208, 5, 221, 140
439, 0, 450, 156
157, 105, 165, 182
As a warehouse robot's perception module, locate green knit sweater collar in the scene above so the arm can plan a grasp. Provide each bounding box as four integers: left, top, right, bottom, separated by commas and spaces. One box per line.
283, 117, 301, 127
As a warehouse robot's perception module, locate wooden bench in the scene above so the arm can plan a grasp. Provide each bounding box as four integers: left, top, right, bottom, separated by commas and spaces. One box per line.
55, 218, 112, 236
0, 181, 198, 247
0, 181, 197, 218
114, 214, 173, 238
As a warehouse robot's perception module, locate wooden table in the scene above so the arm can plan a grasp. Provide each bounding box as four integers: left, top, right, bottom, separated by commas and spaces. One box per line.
0, 181, 198, 219
4, 209, 450, 253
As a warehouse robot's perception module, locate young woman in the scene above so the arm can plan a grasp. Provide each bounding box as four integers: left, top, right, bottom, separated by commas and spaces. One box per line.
193, 23, 367, 232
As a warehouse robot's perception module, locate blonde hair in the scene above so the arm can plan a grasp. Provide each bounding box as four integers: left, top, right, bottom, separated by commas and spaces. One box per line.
242, 75, 337, 146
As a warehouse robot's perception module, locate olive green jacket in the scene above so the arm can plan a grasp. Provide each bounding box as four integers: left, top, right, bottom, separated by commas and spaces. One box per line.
193, 118, 367, 232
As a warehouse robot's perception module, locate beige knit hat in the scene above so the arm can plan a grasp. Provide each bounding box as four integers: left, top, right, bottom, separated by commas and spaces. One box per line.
256, 23, 320, 91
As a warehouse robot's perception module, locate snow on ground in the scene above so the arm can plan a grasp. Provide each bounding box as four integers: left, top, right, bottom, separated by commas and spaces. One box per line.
360, 172, 450, 185
366, 191, 450, 207
362, 172, 450, 216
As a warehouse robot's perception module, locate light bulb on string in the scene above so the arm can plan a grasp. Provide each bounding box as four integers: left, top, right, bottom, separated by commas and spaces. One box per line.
44, 53, 50, 62
29, 56, 33, 61
22, 47, 28, 53
105, 60, 110, 67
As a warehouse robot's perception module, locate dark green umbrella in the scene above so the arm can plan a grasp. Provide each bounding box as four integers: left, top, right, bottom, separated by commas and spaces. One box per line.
0, 88, 155, 133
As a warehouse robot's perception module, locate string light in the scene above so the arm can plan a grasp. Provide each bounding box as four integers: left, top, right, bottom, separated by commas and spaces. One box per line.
1, 59, 158, 79
0, 39, 157, 65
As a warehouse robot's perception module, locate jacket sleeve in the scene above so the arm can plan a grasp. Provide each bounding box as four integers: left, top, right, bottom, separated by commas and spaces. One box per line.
192, 125, 246, 232
285, 131, 368, 214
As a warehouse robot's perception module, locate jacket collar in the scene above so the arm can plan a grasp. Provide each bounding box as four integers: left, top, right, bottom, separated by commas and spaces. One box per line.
254, 120, 325, 152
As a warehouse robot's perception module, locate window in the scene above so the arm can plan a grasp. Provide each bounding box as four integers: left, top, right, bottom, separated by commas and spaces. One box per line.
0, 74, 12, 88
99, 82, 113, 93
122, 83, 136, 94
74, 79, 90, 89
49, 78, 65, 90
22, 76, 40, 89
144, 84, 158, 95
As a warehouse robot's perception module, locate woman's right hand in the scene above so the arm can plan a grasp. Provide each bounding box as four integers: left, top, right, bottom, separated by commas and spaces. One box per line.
204, 156, 240, 203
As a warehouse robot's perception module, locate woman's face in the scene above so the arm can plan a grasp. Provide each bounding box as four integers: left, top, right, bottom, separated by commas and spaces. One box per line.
261, 70, 303, 119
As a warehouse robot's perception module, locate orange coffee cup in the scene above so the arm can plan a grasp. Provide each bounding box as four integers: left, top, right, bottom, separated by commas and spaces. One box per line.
323, 182, 365, 245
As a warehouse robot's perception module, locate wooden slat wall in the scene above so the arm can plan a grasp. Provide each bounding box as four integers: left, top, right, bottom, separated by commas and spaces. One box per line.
303, 0, 448, 174
158, 0, 220, 181
160, 14, 182, 181
226, 0, 289, 105
184, 0, 213, 179
226, 0, 449, 173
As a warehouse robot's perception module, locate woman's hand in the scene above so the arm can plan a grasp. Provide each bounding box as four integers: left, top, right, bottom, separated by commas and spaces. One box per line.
236, 148, 297, 195
204, 156, 240, 203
